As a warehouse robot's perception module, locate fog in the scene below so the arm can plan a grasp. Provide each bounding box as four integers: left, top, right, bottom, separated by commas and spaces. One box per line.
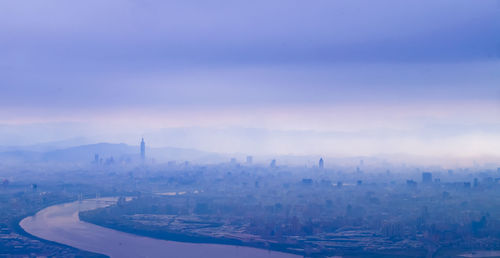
2, 0, 500, 257
3, 144, 500, 257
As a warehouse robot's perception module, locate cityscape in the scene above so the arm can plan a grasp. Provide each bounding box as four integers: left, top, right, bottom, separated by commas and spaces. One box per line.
0, 139, 498, 257
1, 0, 500, 257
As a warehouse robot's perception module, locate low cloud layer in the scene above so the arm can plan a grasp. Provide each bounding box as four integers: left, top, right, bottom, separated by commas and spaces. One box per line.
1, 1, 499, 159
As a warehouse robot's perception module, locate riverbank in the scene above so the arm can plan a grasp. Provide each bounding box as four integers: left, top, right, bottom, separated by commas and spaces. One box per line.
0, 189, 105, 257
20, 198, 299, 258
78, 195, 427, 257
79, 212, 304, 256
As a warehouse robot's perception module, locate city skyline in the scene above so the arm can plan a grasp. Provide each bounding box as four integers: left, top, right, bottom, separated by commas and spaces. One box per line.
1, 0, 499, 160
2, 2, 500, 257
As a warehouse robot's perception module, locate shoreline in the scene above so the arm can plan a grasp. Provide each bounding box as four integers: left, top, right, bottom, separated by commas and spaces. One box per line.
78, 213, 305, 257
13, 198, 107, 258
19, 198, 300, 258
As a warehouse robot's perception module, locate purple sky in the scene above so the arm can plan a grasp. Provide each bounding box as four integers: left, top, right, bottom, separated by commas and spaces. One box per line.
1, 0, 500, 161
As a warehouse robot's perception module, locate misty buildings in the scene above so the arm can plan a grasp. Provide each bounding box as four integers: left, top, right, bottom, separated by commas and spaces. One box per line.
319, 158, 324, 169
104, 156, 115, 165
422, 172, 432, 184
140, 138, 146, 161
406, 180, 417, 188
301, 178, 313, 185
270, 159, 276, 168
246, 156, 253, 165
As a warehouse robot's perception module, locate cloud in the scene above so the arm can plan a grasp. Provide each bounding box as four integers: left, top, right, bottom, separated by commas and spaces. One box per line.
0, 0, 499, 158
1, 0, 499, 65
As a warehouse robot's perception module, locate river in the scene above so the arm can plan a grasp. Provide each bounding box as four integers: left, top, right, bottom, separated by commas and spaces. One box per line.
19, 198, 299, 258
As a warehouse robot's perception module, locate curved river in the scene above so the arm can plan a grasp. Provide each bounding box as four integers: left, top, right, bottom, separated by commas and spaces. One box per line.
20, 198, 299, 258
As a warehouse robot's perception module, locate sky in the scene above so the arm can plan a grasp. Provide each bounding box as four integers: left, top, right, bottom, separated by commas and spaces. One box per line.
1, 0, 500, 162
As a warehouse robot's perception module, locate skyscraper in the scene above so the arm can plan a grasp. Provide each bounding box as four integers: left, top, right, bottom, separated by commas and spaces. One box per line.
319, 158, 324, 169
422, 172, 432, 184
140, 138, 146, 161
270, 159, 276, 168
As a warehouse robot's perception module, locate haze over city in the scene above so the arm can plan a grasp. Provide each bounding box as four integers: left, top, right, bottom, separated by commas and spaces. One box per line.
1, 0, 500, 164
1, 1, 500, 257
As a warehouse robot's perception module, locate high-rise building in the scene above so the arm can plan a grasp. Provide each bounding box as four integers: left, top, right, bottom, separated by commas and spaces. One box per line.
406, 179, 417, 187
246, 156, 253, 164
270, 159, 276, 168
422, 172, 432, 184
140, 138, 146, 161
319, 158, 324, 169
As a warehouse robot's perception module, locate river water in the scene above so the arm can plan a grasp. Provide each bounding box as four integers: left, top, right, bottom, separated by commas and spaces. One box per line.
19, 198, 299, 258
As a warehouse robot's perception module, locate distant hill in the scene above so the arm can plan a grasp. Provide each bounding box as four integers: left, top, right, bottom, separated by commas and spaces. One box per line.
0, 150, 43, 164
42, 143, 136, 163
0, 137, 91, 153
0, 143, 227, 164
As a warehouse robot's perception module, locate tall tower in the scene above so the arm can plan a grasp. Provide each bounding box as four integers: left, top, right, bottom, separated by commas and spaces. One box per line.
270, 159, 276, 168
140, 138, 146, 161
319, 158, 324, 169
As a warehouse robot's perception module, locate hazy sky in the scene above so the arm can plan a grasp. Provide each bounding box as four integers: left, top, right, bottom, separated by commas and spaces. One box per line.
1, 0, 500, 160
